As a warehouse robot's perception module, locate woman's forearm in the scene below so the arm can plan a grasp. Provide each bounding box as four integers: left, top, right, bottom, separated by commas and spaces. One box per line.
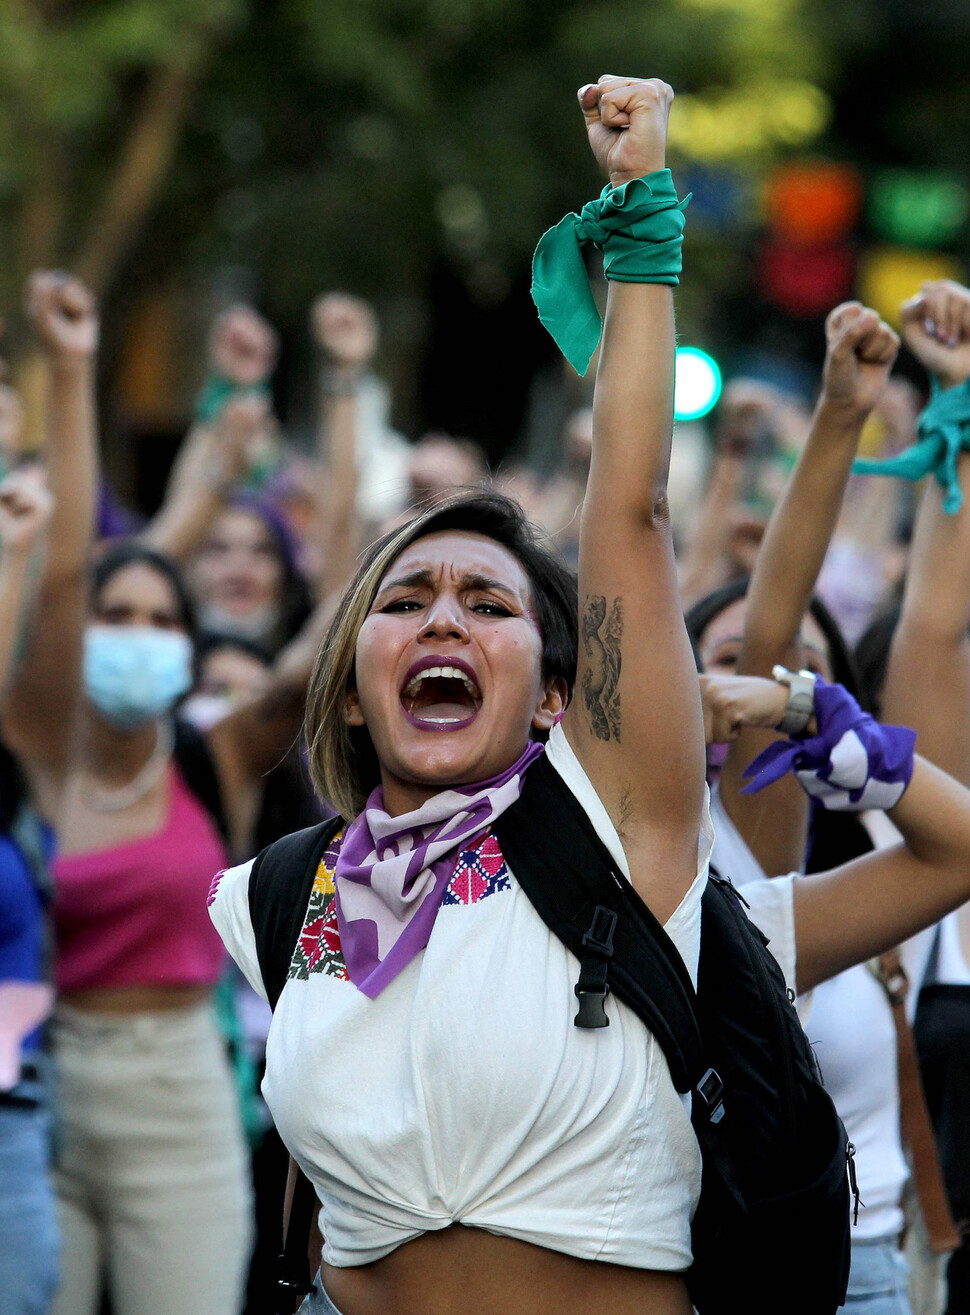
43, 357, 97, 583
0, 550, 35, 695
738, 398, 862, 671
882, 451, 970, 784
795, 755, 970, 990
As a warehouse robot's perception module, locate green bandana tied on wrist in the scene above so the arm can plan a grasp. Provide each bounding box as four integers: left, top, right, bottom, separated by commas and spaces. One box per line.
531, 168, 689, 377
194, 375, 271, 425
853, 377, 970, 514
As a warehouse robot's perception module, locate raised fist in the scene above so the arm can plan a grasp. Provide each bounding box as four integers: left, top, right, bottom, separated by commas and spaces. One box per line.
0, 465, 54, 555
821, 301, 899, 420
900, 280, 970, 390
716, 380, 783, 458
209, 305, 278, 387
25, 272, 99, 361
311, 293, 378, 368
578, 76, 673, 187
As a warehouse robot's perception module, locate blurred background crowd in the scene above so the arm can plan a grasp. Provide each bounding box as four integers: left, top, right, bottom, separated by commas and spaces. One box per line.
2, 2, 970, 1315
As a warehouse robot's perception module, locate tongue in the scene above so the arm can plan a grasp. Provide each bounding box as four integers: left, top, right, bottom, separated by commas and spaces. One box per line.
413, 700, 475, 724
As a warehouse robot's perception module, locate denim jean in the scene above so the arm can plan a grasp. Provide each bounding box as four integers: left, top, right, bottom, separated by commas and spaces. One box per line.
845, 1237, 912, 1314
298, 1272, 344, 1315
0, 1068, 60, 1315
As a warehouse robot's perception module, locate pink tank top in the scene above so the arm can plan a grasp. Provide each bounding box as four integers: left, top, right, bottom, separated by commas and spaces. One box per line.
53, 765, 230, 993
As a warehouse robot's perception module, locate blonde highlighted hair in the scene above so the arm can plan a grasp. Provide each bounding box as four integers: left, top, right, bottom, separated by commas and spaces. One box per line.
304, 489, 578, 819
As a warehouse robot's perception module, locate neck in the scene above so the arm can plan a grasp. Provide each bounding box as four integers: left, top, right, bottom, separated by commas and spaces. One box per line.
82, 708, 161, 785
380, 777, 442, 818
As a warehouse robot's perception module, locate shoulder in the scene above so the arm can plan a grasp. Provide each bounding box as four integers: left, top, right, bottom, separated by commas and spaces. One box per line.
207, 857, 265, 1000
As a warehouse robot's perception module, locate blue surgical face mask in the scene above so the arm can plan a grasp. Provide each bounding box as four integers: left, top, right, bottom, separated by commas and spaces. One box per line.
84, 625, 193, 729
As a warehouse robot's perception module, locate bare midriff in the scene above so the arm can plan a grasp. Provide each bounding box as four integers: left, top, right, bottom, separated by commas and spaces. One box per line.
322, 1225, 693, 1315
61, 985, 212, 1013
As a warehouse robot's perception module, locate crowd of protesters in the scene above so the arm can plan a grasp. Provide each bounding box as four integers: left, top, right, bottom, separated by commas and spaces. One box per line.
5, 71, 970, 1315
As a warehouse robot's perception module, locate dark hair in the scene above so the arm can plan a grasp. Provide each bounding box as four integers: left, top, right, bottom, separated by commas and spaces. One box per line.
305, 487, 578, 817
196, 631, 272, 668
0, 739, 28, 835
92, 541, 198, 641
854, 605, 902, 719
684, 576, 862, 700
220, 496, 313, 648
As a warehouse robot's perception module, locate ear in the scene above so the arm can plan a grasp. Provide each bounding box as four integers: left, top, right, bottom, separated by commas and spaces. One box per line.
344, 688, 366, 727
532, 676, 568, 732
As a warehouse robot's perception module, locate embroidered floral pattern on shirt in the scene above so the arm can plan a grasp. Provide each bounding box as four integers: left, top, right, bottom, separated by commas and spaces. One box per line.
288, 829, 511, 983
443, 832, 511, 906
288, 831, 348, 983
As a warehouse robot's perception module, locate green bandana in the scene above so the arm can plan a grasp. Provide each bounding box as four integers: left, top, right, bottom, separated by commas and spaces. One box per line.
853, 377, 970, 514
531, 168, 689, 376
194, 375, 271, 425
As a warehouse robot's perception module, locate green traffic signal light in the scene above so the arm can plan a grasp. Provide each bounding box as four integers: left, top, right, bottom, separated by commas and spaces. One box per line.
675, 347, 723, 422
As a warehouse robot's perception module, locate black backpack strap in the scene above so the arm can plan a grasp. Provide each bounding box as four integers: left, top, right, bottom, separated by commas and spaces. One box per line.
247, 815, 345, 1307
173, 716, 230, 844
276, 1168, 319, 1313
248, 816, 344, 1009
493, 755, 709, 1100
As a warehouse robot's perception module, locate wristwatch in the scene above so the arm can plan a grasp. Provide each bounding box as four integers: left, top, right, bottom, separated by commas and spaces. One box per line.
772, 665, 817, 737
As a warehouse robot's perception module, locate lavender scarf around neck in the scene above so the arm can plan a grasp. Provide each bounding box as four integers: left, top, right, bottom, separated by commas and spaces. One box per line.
335, 740, 545, 998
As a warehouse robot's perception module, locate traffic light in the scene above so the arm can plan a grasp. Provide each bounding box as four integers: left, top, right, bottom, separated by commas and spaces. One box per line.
675, 347, 723, 422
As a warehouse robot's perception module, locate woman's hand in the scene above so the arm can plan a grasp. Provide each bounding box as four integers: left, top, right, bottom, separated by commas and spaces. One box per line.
26, 273, 99, 363
699, 673, 791, 746
312, 292, 378, 371
209, 304, 278, 387
820, 301, 899, 422
901, 279, 970, 390
0, 466, 54, 556
579, 76, 673, 188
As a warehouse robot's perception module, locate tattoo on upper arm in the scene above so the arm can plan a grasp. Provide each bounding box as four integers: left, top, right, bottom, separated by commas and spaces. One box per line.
581, 594, 623, 742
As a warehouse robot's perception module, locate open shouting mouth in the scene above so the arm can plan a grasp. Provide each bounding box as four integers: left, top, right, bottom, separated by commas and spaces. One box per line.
400, 656, 483, 731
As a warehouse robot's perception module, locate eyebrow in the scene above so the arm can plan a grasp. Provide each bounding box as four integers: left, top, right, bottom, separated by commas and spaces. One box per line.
378, 569, 519, 598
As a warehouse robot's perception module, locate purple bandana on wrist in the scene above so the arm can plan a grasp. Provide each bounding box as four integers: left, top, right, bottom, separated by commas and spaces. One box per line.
741, 679, 916, 812
335, 740, 545, 998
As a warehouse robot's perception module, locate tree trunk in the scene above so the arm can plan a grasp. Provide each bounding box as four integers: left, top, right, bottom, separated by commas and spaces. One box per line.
73, 63, 203, 297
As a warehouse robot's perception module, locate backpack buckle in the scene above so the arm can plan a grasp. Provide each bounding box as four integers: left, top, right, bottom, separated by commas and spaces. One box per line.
573, 906, 617, 1029
574, 982, 611, 1028
695, 1067, 725, 1124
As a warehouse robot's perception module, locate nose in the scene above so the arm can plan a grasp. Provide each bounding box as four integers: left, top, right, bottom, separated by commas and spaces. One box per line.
419, 594, 469, 643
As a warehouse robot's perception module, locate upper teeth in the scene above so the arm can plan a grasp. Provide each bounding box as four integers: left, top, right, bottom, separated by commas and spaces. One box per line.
404, 665, 480, 699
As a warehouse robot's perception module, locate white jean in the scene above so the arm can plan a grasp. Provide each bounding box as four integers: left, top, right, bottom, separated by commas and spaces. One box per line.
49, 1001, 253, 1315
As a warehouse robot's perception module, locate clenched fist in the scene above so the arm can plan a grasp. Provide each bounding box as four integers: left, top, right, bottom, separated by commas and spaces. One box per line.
699, 673, 794, 746
0, 465, 54, 555
900, 280, 970, 391
311, 293, 378, 369
26, 272, 99, 361
579, 76, 673, 187
209, 305, 278, 387
821, 301, 899, 421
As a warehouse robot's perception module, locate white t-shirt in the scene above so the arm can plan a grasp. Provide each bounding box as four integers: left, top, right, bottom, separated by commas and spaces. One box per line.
710, 790, 910, 1241
210, 728, 794, 1272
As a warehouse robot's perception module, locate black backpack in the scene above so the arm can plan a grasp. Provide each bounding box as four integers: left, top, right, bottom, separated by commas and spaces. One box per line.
249, 755, 852, 1314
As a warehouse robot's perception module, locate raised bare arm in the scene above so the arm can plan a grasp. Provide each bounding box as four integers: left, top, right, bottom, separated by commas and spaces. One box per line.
144, 304, 279, 559
717, 302, 898, 876
206, 296, 363, 853
698, 670, 970, 992
558, 76, 704, 922
881, 279, 970, 784
1, 274, 99, 808
0, 467, 54, 696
